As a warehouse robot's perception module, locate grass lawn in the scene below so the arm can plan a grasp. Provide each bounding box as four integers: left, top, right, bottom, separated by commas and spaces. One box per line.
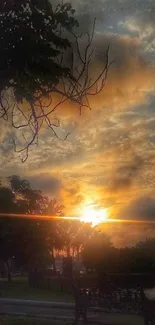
0, 316, 72, 325
0, 277, 74, 302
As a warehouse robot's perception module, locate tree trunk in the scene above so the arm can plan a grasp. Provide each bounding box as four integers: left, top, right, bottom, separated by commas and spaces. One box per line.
77, 247, 80, 260
5, 260, 12, 283
51, 247, 56, 273
28, 267, 33, 287
72, 247, 75, 257
28, 260, 36, 288
66, 246, 70, 257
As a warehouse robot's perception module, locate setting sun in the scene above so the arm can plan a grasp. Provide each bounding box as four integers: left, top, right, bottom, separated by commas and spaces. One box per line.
80, 206, 109, 227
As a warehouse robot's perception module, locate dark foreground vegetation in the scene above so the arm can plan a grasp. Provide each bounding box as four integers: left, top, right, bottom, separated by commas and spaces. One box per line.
0, 175, 155, 300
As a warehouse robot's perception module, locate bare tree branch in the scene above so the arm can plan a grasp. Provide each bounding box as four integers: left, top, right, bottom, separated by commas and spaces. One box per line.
0, 17, 112, 162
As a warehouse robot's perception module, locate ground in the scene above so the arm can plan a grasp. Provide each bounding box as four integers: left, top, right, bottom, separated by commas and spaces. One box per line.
0, 277, 73, 302
0, 316, 72, 325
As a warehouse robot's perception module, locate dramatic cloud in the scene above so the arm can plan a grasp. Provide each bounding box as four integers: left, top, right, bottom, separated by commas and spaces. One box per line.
119, 196, 155, 221
27, 173, 62, 196
102, 222, 155, 247
109, 153, 144, 192
1, 0, 155, 247
60, 179, 84, 215
2, 28, 155, 167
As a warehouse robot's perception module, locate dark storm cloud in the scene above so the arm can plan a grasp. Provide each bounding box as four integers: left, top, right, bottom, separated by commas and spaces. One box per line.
72, 0, 105, 33
73, 0, 155, 58
66, 0, 145, 70
109, 154, 144, 192
119, 196, 155, 221
121, 0, 155, 31
28, 173, 62, 196
74, 0, 154, 31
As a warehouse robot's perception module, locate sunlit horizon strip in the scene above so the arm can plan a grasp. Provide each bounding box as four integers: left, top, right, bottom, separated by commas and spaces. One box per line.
0, 213, 80, 221
0, 213, 155, 225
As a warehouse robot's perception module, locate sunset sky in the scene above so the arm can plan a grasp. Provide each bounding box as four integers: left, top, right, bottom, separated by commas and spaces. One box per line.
1, 0, 155, 246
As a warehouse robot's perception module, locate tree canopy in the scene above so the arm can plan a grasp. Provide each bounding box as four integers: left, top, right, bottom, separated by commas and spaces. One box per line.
0, 175, 64, 281
0, 175, 155, 284
0, 0, 111, 161
2, 175, 155, 285
0, 0, 78, 102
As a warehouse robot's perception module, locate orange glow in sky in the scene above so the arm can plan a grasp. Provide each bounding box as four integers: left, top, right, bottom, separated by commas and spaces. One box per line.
0, 213, 155, 228
80, 206, 109, 227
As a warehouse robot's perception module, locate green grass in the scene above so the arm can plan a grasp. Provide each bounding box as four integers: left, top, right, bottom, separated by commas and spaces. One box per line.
0, 316, 72, 325
0, 277, 74, 302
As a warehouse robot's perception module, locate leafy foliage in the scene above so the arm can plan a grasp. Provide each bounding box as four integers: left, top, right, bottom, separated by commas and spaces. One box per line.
0, 0, 78, 102
82, 231, 114, 270
0, 0, 111, 161
0, 175, 60, 280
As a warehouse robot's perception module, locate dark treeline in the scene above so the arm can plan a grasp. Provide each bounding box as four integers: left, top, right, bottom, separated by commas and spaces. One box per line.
0, 175, 155, 287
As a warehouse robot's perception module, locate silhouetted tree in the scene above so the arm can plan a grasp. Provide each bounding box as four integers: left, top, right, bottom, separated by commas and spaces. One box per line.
0, 0, 111, 161
45, 198, 64, 272
136, 237, 155, 254
82, 231, 113, 271
0, 217, 15, 282
8, 175, 49, 214
0, 175, 61, 283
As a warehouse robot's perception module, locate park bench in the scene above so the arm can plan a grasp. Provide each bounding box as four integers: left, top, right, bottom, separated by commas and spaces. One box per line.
74, 285, 155, 325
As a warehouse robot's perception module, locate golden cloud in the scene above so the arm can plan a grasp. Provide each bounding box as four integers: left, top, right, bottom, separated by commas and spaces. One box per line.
8, 32, 155, 164
59, 179, 84, 215
53, 33, 155, 123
